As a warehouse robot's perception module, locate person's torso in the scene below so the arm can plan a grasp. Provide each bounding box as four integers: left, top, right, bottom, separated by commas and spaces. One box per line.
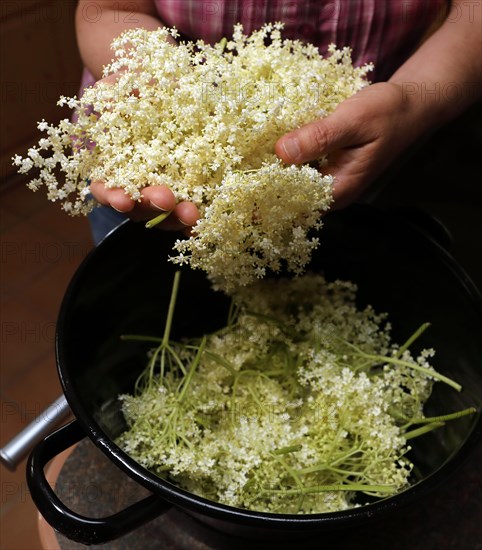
154, 0, 449, 81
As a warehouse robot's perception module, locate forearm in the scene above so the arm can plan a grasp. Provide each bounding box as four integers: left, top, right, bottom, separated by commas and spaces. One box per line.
389, 0, 482, 132
76, 0, 162, 79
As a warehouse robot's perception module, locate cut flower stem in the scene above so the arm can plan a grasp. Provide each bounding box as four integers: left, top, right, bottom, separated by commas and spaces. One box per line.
404, 407, 477, 427
260, 484, 395, 495
342, 339, 462, 391
145, 210, 172, 229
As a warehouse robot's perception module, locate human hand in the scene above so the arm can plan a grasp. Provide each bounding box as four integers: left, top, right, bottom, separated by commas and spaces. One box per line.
275, 82, 423, 209
89, 73, 200, 231
90, 181, 200, 231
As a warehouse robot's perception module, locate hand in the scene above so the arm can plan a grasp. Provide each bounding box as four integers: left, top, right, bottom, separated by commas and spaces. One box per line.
90, 181, 200, 231
88, 73, 200, 231
275, 82, 423, 209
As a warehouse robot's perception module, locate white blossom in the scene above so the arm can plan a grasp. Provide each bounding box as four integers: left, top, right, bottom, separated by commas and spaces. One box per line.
13, 24, 372, 290
115, 274, 454, 514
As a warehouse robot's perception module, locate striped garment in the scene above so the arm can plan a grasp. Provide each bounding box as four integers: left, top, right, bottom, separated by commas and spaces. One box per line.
154, 0, 449, 80
80, 0, 448, 92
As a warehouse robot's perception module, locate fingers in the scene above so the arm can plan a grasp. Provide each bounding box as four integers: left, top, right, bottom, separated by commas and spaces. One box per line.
91, 182, 176, 214
89, 72, 197, 231
95, 72, 122, 87
141, 185, 177, 213
320, 137, 384, 210
174, 201, 200, 226
154, 201, 200, 232
90, 180, 200, 230
90, 180, 135, 212
275, 108, 362, 165
275, 111, 373, 210
275, 85, 400, 209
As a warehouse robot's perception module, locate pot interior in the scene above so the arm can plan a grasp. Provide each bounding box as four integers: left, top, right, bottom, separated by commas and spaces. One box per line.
56, 205, 482, 506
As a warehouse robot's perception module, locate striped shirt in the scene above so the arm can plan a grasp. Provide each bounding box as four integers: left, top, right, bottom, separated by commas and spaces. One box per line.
154, 0, 449, 81
80, 0, 448, 91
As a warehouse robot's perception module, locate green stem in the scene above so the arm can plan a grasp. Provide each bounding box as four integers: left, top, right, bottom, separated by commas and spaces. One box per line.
330, 447, 364, 467
272, 445, 302, 455
145, 210, 172, 229
148, 343, 164, 385
165, 343, 187, 376
395, 322, 431, 358
158, 271, 181, 379
121, 334, 163, 343
359, 352, 461, 392
270, 454, 305, 504
261, 484, 394, 495
297, 464, 362, 477
203, 350, 237, 375
219, 37, 227, 52
227, 299, 239, 326
409, 407, 476, 425
163, 271, 181, 347
404, 422, 445, 440
178, 336, 206, 402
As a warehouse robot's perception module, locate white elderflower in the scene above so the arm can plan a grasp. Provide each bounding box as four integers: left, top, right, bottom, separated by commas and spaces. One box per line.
14, 23, 372, 291
116, 273, 470, 515
171, 162, 333, 291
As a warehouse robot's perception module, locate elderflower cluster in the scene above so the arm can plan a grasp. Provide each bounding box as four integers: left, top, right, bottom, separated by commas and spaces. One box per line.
117, 274, 451, 515
13, 23, 372, 291
172, 162, 333, 291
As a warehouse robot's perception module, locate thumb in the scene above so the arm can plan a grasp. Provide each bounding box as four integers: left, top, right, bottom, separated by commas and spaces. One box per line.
275, 110, 360, 165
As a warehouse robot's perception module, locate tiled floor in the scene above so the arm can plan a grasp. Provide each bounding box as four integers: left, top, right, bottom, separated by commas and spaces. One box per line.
0, 178, 93, 550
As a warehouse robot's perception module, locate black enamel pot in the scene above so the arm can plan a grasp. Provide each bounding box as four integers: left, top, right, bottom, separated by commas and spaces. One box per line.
26, 205, 482, 545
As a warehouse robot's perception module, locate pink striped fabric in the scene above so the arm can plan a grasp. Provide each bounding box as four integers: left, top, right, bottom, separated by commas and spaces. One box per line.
154, 0, 448, 81
80, 0, 448, 93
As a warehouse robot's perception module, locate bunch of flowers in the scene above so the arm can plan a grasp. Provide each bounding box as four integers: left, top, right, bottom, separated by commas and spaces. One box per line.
117, 273, 473, 514
13, 23, 372, 291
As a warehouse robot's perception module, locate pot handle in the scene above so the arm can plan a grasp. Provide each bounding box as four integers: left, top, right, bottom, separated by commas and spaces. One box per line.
0, 394, 71, 471
27, 419, 172, 545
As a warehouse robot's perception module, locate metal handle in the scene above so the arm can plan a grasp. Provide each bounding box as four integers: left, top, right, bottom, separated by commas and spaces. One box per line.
27, 420, 171, 545
0, 394, 72, 471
